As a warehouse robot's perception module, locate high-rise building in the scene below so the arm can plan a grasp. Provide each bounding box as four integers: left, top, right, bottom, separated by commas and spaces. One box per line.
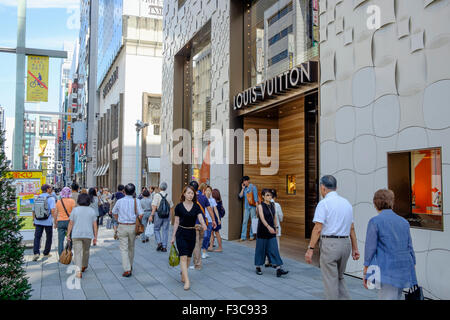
23, 115, 58, 181
90, 0, 163, 190
56, 42, 75, 187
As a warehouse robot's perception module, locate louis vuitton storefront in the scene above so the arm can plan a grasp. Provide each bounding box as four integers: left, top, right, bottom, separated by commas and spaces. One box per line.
162, 0, 320, 242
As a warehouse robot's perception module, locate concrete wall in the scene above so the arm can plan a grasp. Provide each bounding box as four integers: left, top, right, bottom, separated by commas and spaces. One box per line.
162, 0, 232, 238
319, 0, 450, 299
122, 51, 162, 185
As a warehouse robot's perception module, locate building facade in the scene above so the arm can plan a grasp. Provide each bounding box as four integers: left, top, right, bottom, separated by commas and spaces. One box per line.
23, 115, 58, 183
162, 0, 320, 241
319, 0, 450, 299
162, 0, 449, 299
94, 0, 163, 191
56, 42, 75, 188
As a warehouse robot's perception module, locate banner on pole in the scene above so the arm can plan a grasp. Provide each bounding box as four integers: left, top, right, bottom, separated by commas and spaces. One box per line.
26, 55, 49, 102
39, 139, 48, 156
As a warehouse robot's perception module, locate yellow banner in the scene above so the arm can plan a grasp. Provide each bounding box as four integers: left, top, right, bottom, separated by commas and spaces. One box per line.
22, 194, 35, 200
26, 55, 49, 102
39, 140, 48, 156
4, 171, 44, 180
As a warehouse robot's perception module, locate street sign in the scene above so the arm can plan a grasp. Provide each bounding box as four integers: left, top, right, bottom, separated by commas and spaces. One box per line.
26, 55, 49, 102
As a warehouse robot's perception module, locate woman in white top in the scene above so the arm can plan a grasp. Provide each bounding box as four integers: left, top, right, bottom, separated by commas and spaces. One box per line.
88, 187, 101, 235
266, 189, 283, 267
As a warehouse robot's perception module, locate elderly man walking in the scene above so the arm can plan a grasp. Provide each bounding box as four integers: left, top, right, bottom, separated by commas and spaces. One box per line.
111, 183, 144, 277
305, 175, 360, 300
149, 182, 174, 252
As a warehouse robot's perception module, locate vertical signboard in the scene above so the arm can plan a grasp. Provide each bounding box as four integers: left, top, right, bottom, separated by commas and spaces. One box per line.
26, 55, 49, 102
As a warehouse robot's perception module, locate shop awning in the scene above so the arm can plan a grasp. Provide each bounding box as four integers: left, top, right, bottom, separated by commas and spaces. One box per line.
94, 165, 104, 177
99, 162, 110, 176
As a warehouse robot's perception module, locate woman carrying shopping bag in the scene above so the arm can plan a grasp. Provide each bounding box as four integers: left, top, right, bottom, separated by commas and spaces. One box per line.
170, 186, 207, 290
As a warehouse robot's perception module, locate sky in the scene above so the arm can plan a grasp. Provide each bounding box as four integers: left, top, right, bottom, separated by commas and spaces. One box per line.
0, 0, 80, 119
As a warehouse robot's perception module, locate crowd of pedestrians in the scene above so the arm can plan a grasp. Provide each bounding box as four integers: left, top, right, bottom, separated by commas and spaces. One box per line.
30, 173, 419, 299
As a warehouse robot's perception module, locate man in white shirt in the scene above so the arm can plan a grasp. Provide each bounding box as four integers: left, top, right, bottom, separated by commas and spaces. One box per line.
305, 175, 360, 299
112, 183, 144, 277
149, 182, 174, 252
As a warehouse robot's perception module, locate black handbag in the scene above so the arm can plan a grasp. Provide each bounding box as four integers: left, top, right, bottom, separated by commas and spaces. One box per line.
405, 285, 424, 300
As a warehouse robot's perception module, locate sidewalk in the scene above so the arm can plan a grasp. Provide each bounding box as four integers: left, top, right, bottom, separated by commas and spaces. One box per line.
24, 225, 378, 300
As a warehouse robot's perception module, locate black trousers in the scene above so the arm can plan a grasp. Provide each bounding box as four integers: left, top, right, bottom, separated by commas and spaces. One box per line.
33, 225, 53, 255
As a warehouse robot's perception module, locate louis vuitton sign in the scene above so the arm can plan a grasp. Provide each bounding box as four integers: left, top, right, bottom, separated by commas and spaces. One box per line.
232, 61, 318, 110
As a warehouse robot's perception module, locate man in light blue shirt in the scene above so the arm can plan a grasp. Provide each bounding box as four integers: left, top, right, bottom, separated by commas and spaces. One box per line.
238, 176, 259, 241
32, 184, 56, 261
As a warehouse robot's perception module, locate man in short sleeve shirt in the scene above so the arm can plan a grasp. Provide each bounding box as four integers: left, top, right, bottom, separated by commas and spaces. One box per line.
32, 184, 56, 261
111, 183, 143, 277
305, 175, 360, 300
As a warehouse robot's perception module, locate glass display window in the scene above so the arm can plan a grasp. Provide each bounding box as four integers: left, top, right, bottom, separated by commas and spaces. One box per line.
388, 147, 443, 231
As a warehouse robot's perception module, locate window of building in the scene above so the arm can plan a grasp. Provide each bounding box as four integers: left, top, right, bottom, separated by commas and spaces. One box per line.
268, 49, 288, 66
246, 0, 319, 87
147, 96, 161, 135
178, 0, 187, 9
178, 22, 211, 185
153, 124, 160, 136
267, 2, 293, 26
268, 24, 293, 46
388, 148, 443, 231
189, 25, 211, 185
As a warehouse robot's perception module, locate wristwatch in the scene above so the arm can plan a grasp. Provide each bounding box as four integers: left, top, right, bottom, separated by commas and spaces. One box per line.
307, 245, 314, 250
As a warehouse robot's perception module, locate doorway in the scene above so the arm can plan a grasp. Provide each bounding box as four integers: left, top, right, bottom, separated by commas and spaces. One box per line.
241, 92, 319, 240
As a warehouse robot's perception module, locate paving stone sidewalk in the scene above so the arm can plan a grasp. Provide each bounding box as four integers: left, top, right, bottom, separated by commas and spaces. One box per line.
24, 225, 378, 300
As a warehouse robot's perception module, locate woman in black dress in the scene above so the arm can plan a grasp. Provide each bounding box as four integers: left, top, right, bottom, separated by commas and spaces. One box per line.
254, 188, 289, 277
171, 185, 207, 290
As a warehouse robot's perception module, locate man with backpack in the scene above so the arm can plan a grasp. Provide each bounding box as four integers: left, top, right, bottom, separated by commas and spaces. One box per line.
149, 182, 174, 252
32, 184, 57, 261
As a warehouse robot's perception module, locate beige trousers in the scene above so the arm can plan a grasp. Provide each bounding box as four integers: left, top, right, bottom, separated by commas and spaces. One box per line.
118, 224, 136, 272
193, 224, 205, 269
319, 237, 352, 300
72, 238, 91, 271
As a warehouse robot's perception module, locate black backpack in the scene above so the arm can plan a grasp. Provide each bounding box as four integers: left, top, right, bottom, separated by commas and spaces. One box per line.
157, 193, 170, 219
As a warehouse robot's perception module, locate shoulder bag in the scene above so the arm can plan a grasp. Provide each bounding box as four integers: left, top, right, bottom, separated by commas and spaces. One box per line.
246, 184, 262, 207
134, 198, 145, 235
60, 198, 71, 220
59, 240, 72, 265
405, 285, 424, 300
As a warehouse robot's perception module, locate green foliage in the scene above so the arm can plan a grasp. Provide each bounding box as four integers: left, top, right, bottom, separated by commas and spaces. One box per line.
0, 130, 32, 300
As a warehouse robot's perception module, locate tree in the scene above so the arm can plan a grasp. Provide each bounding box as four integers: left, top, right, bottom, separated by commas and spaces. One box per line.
0, 130, 32, 300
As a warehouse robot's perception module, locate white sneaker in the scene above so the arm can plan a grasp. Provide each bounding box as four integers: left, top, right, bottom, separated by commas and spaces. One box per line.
32, 254, 39, 261
202, 252, 209, 259
189, 266, 195, 270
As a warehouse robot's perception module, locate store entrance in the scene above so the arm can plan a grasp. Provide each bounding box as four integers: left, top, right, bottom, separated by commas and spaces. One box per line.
242, 92, 319, 240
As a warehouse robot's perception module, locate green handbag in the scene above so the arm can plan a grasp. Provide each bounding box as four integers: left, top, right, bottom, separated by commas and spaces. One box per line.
169, 244, 180, 267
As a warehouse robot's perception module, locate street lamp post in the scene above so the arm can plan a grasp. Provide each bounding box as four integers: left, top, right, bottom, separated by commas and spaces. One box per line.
135, 120, 148, 193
